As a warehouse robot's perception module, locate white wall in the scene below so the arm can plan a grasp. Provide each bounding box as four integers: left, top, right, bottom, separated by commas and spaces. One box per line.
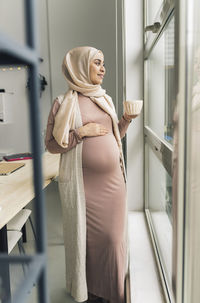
47, 0, 119, 105
125, 0, 144, 211
0, 0, 124, 155
0, 70, 30, 155
0, 0, 52, 154
0, 0, 29, 154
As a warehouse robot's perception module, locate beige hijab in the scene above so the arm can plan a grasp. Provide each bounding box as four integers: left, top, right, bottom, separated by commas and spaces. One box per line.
53, 46, 122, 154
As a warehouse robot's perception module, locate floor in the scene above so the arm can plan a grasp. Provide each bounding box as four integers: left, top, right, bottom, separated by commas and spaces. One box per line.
128, 212, 165, 303
10, 181, 79, 303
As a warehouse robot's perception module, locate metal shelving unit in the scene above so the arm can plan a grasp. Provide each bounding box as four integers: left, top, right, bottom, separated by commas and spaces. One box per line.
0, 1, 49, 302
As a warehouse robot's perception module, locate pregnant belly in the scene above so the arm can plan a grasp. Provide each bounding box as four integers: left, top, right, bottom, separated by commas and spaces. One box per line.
82, 133, 120, 173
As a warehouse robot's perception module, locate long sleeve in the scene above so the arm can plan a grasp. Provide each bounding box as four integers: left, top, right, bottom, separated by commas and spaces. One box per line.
45, 99, 83, 154
118, 116, 131, 139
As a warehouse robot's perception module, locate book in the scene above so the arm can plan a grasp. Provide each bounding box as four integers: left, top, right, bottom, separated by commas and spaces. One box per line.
0, 162, 25, 175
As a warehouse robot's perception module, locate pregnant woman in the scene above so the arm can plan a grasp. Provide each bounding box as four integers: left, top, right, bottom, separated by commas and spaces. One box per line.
45, 46, 137, 303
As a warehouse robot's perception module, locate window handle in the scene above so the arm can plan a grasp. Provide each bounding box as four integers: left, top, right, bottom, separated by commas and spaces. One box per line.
145, 22, 161, 33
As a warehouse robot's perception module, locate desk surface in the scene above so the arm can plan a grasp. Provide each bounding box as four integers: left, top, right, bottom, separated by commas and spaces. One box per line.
0, 152, 60, 229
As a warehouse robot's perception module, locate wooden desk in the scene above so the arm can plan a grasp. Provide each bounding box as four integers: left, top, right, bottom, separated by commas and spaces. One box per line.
0, 152, 60, 301
0, 151, 60, 232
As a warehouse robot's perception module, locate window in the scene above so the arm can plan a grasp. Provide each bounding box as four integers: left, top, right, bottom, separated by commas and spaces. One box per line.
144, 0, 175, 301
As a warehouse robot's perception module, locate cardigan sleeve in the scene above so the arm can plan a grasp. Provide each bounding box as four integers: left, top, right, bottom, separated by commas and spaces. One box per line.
45, 99, 83, 154
118, 116, 131, 139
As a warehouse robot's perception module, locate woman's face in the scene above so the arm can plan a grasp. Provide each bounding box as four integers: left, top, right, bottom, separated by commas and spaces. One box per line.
89, 51, 106, 85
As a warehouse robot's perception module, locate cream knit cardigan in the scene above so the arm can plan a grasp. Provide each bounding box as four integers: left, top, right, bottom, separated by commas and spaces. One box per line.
57, 93, 88, 301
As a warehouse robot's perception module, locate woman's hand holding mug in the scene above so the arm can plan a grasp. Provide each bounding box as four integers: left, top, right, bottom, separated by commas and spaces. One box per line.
123, 112, 138, 121
77, 123, 108, 138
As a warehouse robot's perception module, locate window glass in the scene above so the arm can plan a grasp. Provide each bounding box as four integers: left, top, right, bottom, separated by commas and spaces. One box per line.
186, 2, 200, 299
147, 16, 175, 144
147, 144, 172, 286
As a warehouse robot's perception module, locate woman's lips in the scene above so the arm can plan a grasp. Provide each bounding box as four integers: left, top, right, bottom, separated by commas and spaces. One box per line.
98, 74, 104, 79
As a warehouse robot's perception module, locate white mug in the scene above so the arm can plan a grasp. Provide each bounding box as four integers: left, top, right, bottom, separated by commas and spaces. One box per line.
123, 100, 143, 115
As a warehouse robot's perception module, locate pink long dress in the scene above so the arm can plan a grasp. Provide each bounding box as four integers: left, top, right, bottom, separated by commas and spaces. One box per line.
45, 93, 130, 303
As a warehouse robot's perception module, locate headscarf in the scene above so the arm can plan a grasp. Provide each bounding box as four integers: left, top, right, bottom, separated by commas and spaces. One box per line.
52, 46, 122, 154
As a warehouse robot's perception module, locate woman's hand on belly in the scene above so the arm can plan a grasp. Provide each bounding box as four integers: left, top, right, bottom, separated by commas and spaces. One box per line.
77, 122, 108, 138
